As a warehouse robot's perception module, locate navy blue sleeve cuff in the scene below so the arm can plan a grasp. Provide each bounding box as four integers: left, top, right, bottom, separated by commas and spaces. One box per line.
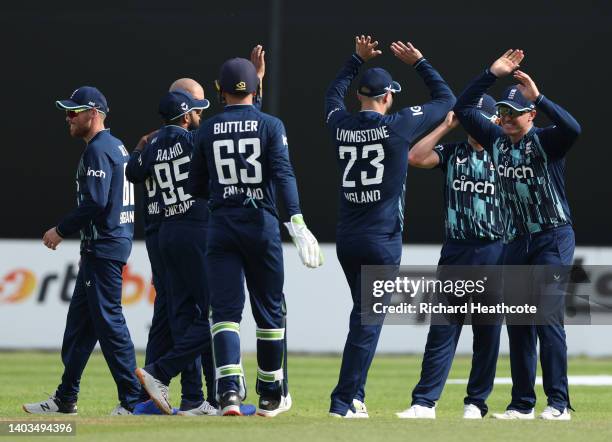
413, 57, 426, 68
535, 94, 545, 105
352, 53, 365, 65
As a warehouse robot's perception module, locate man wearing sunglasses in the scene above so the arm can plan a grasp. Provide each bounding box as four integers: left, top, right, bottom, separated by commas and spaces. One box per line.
24, 86, 141, 415
454, 50, 581, 420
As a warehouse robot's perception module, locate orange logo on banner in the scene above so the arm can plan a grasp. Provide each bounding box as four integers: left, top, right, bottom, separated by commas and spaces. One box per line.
122, 264, 156, 305
0, 269, 36, 303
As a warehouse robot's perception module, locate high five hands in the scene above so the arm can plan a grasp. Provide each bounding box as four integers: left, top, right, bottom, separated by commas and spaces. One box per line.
355, 35, 423, 65
490, 49, 524, 77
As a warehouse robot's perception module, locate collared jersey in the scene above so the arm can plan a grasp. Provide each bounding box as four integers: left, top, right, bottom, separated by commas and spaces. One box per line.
454, 70, 581, 239
434, 141, 503, 241
58, 129, 134, 262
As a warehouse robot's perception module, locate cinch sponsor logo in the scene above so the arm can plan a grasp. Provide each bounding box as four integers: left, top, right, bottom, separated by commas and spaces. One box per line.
497, 164, 534, 179
452, 176, 495, 195
0, 264, 156, 306
87, 167, 106, 178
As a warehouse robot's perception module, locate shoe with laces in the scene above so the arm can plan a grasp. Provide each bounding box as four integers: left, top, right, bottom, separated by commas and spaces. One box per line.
178, 401, 219, 416
135, 367, 172, 415
22, 395, 77, 415
396, 404, 436, 419
463, 404, 483, 419
539, 406, 571, 420
491, 409, 535, 420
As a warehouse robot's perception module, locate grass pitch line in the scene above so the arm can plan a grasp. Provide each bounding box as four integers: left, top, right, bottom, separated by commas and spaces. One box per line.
447, 375, 612, 386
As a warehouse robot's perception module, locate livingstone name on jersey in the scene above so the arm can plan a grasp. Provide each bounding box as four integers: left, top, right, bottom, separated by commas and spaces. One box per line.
344, 190, 381, 204
452, 176, 495, 195
336, 126, 390, 143
223, 185, 264, 200
497, 164, 535, 179
213, 120, 259, 134
120, 210, 135, 224
164, 200, 194, 217
156, 142, 183, 161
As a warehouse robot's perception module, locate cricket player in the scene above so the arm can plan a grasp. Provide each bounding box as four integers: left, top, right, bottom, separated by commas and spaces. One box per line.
325, 36, 456, 418
454, 49, 581, 420
127, 88, 218, 416
398, 98, 503, 419
23, 86, 140, 415
186, 56, 322, 417
127, 78, 216, 415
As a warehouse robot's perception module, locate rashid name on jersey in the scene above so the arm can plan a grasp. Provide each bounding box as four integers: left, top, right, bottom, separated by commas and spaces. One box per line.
434, 142, 503, 241
325, 54, 456, 235
57, 129, 135, 263
126, 125, 208, 223
454, 70, 581, 238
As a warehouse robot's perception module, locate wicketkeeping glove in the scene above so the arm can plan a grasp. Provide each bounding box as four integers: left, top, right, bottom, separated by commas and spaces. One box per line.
284, 214, 323, 268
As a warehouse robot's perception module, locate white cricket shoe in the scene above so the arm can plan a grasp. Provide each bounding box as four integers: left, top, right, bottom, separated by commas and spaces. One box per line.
396, 404, 436, 419
491, 409, 535, 420
463, 404, 483, 419
178, 401, 219, 416
257, 393, 292, 417
352, 399, 369, 418
110, 404, 132, 415
22, 395, 77, 415
539, 406, 571, 420
328, 409, 369, 419
135, 368, 172, 415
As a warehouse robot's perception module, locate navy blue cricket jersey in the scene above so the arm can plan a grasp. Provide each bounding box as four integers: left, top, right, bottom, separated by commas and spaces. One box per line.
189, 104, 301, 218
57, 129, 134, 263
454, 70, 581, 238
434, 142, 503, 241
126, 125, 208, 223
325, 54, 456, 235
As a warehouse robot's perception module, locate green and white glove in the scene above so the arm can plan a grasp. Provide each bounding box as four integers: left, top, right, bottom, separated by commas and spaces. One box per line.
284, 214, 324, 268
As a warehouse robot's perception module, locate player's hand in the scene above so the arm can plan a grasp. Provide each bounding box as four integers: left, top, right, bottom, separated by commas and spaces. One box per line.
490, 49, 524, 77
284, 215, 324, 268
42, 227, 63, 250
513, 70, 540, 102
390, 41, 423, 65
251, 44, 265, 80
134, 129, 158, 151
444, 111, 459, 130
355, 35, 382, 62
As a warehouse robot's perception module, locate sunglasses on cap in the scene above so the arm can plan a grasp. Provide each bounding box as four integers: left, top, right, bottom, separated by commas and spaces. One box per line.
65, 108, 95, 119
497, 106, 530, 118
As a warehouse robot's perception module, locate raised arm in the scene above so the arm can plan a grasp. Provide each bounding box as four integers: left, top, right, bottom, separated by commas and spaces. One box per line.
454, 49, 524, 149
251, 44, 265, 109
513, 70, 581, 158
389, 41, 456, 141
325, 35, 381, 124
409, 111, 459, 169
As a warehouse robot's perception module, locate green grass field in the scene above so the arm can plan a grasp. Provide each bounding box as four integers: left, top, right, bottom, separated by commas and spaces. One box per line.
1, 352, 611, 441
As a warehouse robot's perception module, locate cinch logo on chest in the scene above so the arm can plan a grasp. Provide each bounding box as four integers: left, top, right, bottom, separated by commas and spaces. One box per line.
452, 175, 495, 195
497, 164, 534, 179
86, 167, 106, 178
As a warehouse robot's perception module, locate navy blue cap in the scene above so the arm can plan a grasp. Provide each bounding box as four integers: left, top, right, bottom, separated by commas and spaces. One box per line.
217, 58, 259, 94
159, 90, 210, 121
496, 86, 535, 112
476, 94, 498, 120
56, 86, 109, 114
358, 68, 401, 97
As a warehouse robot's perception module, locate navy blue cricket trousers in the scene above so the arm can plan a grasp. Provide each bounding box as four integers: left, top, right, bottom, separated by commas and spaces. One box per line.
207, 208, 287, 397
56, 254, 140, 409
503, 225, 575, 413
329, 232, 402, 416
146, 220, 214, 406
411, 239, 503, 416
140, 229, 210, 408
